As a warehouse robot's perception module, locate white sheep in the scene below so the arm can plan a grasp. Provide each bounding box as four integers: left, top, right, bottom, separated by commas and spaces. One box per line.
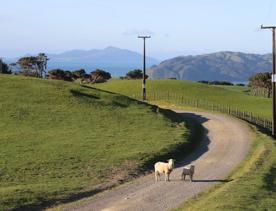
154, 159, 174, 182
181, 165, 195, 182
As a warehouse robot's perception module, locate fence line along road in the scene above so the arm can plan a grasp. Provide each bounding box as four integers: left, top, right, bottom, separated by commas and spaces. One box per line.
131, 92, 272, 132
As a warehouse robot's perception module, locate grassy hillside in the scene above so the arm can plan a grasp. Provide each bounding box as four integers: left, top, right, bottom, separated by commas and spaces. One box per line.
0, 75, 195, 210
92, 79, 272, 119
176, 127, 276, 211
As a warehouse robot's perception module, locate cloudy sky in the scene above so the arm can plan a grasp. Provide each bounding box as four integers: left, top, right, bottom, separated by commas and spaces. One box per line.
0, 0, 276, 59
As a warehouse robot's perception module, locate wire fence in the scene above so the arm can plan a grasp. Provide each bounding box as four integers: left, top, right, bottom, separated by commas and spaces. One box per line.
131, 92, 272, 132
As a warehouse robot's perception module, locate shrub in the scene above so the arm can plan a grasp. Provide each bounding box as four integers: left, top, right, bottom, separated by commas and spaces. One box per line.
90, 69, 111, 83
126, 69, 148, 79
72, 69, 86, 79
0, 59, 11, 74
236, 83, 245, 86
249, 72, 271, 98
198, 80, 233, 86
48, 69, 73, 81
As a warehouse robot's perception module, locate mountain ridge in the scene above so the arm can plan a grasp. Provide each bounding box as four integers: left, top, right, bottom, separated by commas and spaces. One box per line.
148, 51, 272, 81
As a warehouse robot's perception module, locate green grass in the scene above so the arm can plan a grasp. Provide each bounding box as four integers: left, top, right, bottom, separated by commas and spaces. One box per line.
92, 79, 272, 119
0, 75, 195, 210
175, 127, 276, 211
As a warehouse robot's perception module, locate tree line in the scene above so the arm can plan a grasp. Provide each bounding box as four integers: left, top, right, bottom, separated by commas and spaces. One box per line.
0, 54, 147, 83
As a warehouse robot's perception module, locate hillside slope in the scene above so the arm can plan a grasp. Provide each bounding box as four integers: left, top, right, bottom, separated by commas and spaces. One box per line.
148, 51, 271, 81
92, 79, 272, 119
0, 75, 189, 210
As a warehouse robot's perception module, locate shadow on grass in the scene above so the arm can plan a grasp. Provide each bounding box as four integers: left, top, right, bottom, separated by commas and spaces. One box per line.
191, 179, 233, 183
264, 166, 276, 192
13, 188, 104, 211
70, 89, 100, 99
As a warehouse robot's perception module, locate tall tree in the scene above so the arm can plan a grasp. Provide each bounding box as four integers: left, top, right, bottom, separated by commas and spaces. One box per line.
17, 53, 49, 78
249, 72, 272, 98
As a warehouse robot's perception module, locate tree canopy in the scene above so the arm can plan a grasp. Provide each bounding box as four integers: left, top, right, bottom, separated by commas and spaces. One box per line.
90, 69, 111, 83
17, 54, 49, 77
125, 69, 148, 79
0, 59, 11, 74
249, 72, 272, 98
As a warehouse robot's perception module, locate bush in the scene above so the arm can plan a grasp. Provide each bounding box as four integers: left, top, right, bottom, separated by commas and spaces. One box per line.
90, 69, 111, 83
236, 83, 245, 86
249, 72, 271, 98
0, 60, 11, 74
126, 69, 148, 79
198, 80, 233, 86
72, 69, 86, 79
48, 69, 73, 81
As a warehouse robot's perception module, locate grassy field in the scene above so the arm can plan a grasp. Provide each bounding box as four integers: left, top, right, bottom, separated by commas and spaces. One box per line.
0, 75, 197, 210
92, 79, 272, 119
175, 126, 276, 211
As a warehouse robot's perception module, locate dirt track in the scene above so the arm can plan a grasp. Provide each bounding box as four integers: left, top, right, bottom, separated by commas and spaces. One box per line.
66, 111, 251, 211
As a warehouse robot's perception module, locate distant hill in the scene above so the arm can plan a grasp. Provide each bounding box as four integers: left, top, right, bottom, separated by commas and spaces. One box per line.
148, 51, 272, 81
47, 46, 159, 76
4, 47, 159, 76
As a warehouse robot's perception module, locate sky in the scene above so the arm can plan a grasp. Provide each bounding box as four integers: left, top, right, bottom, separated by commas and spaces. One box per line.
1, 0, 276, 59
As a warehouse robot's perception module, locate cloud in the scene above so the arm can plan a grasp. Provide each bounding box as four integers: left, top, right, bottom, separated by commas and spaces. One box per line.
123, 29, 155, 36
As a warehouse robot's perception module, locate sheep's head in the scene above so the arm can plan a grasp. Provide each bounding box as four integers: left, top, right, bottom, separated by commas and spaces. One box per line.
190, 165, 195, 172
168, 159, 174, 168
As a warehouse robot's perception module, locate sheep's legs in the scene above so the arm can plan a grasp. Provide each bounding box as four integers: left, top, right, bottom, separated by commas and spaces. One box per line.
190, 174, 193, 182
155, 171, 160, 181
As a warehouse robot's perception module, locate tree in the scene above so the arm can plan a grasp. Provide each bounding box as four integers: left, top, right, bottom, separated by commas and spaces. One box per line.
0, 59, 11, 74
90, 69, 111, 83
72, 69, 86, 79
48, 69, 74, 81
17, 53, 49, 78
125, 69, 148, 79
249, 72, 272, 98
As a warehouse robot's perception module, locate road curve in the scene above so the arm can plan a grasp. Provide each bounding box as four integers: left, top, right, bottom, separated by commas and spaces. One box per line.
65, 111, 251, 211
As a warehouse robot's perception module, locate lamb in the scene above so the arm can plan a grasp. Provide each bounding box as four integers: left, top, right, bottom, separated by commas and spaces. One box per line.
181, 165, 195, 182
154, 159, 174, 182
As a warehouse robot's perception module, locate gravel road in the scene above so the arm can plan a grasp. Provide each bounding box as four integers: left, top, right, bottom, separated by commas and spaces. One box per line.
66, 111, 251, 211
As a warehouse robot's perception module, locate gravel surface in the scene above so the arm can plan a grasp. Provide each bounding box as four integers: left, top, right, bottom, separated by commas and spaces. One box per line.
65, 111, 251, 211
